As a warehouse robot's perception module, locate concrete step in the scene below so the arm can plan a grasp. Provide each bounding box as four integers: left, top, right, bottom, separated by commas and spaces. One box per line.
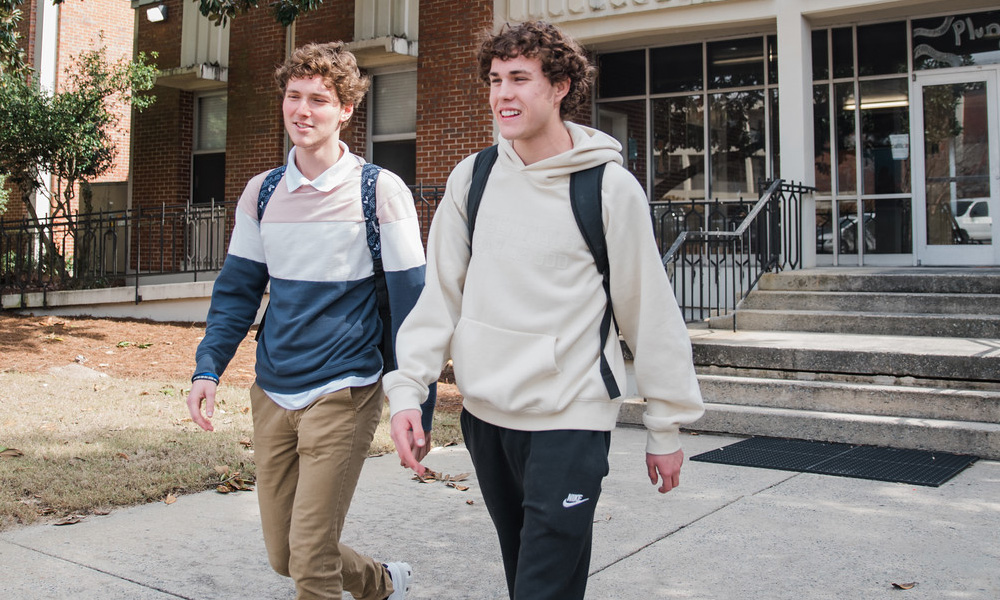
758, 267, 1000, 294
697, 374, 1000, 423
739, 290, 1000, 315
690, 329, 1000, 383
720, 309, 1000, 338
619, 399, 1000, 460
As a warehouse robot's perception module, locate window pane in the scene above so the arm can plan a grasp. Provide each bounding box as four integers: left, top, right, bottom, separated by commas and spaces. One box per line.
192, 152, 225, 204
197, 96, 227, 151
815, 198, 833, 254
869, 197, 912, 253
857, 22, 907, 75
813, 84, 832, 193
767, 35, 778, 84
859, 78, 910, 195
595, 100, 647, 185
812, 29, 829, 81
709, 90, 765, 199
597, 50, 645, 98
373, 140, 416, 186
373, 71, 416, 136
770, 88, 780, 181
913, 10, 1000, 70
652, 95, 705, 202
832, 27, 854, 78
650, 44, 702, 94
835, 82, 857, 194
838, 198, 861, 255
707, 38, 764, 89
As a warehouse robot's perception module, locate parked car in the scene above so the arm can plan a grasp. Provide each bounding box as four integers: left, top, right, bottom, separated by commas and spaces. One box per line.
955, 200, 992, 242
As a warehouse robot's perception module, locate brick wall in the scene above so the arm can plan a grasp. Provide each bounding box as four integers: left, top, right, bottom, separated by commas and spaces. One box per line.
416, 0, 494, 185
225, 11, 288, 200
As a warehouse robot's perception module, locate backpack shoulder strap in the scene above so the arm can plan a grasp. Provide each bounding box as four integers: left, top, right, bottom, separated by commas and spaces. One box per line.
360, 162, 396, 371
570, 163, 621, 399
253, 165, 286, 342
361, 162, 383, 259
257, 166, 287, 221
467, 145, 499, 243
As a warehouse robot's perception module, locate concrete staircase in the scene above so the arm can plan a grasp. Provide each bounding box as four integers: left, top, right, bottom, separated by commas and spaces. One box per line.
620, 267, 1000, 459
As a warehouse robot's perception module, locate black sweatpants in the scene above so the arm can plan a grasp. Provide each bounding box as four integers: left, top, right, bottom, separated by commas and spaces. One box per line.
461, 409, 612, 600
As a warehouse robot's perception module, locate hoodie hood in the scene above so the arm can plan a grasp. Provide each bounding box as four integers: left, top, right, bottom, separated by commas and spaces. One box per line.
496, 122, 624, 182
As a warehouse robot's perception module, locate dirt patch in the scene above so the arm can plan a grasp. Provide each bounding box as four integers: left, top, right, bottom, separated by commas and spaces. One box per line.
0, 313, 463, 412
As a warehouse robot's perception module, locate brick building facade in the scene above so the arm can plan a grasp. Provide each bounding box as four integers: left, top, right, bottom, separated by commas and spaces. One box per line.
4, 0, 133, 222
131, 0, 496, 219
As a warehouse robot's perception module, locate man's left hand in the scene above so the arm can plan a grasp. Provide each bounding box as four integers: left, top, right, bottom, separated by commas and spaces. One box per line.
646, 449, 684, 494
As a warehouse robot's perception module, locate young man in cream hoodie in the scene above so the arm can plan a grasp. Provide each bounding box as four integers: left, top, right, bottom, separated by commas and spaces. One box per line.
385, 21, 704, 600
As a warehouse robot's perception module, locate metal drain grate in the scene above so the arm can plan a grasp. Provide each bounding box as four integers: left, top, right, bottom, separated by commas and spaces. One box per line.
690, 437, 978, 487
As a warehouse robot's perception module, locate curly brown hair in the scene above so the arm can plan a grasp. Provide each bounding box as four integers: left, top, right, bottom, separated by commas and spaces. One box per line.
477, 21, 596, 119
274, 42, 371, 125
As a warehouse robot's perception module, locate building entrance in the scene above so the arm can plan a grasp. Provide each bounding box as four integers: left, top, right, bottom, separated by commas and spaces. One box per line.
912, 68, 999, 265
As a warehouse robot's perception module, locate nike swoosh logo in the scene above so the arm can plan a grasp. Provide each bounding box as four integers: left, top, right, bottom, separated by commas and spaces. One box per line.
562, 497, 590, 508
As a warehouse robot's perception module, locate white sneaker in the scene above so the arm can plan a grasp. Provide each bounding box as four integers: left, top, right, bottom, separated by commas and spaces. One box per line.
383, 561, 412, 600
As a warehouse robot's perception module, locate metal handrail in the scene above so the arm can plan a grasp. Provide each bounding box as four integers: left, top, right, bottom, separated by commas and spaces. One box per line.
659, 179, 813, 326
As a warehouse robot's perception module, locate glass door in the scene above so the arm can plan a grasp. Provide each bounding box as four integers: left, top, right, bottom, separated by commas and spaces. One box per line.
912, 69, 999, 265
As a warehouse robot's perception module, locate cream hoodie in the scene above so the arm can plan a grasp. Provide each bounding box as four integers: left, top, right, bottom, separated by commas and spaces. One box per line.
384, 122, 704, 454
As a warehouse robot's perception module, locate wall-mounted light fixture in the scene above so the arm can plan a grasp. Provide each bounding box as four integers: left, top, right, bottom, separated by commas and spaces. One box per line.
146, 4, 167, 23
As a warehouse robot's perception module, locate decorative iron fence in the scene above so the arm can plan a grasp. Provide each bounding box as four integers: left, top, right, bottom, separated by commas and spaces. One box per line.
1, 180, 809, 323
1, 189, 447, 306
660, 180, 812, 325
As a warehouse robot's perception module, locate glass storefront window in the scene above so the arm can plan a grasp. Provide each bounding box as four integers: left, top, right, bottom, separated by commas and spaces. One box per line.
834, 82, 857, 195
815, 199, 834, 254
812, 30, 829, 81
913, 10, 1000, 70
597, 100, 647, 184
709, 90, 766, 199
868, 197, 912, 254
767, 35, 778, 84
651, 44, 702, 94
832, 27, 854, 78
652, 96, 706, 202
598, 50, 646, 97
857, 22, 908, 76
707, 38, 764, 89
859, 78, 911, 195
814, 84, 832, 194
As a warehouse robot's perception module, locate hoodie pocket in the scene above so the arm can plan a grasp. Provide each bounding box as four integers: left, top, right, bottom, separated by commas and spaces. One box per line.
451, 317, 560, 412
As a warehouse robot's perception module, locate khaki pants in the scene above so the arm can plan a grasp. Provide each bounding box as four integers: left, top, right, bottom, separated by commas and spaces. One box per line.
250, 382, 393, 600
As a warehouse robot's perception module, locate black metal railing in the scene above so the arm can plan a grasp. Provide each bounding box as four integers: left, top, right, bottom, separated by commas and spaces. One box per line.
2, 180, 810, 323
1, 187, 447, 307
658, 180, 812, 325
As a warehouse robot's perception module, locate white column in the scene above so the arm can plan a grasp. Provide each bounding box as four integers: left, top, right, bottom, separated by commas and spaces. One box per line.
775, 1, 816, 267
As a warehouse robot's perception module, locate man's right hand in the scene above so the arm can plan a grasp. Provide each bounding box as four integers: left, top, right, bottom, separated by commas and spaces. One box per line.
186, 379, 218, 431
390, 409, 426, 476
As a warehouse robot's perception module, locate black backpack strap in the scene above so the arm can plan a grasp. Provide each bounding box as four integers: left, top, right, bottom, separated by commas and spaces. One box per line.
361, 162, 396, 371
570, 164, 621, 399
254, 166, 286, 341
467, 145, 499, 244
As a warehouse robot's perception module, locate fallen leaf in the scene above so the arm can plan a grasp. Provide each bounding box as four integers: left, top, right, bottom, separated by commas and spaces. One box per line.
93, 509, 110, 516
466, 500, 475, 505
238, 438, 253, 448
164, 494, 177, 505
54, 515, 83, 526
216, 485, 232, 494
892, 582, 917, 590
0, 447, 24, 458
116, 341, 132, 348
446, 482, 470, 492
116, 453, 129, 460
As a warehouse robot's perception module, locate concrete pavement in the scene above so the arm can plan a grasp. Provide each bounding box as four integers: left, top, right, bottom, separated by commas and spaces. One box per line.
2, 426, 998, 599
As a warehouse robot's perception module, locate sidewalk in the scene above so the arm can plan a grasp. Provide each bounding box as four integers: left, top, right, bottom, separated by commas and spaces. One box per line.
2, 426, 998, 599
